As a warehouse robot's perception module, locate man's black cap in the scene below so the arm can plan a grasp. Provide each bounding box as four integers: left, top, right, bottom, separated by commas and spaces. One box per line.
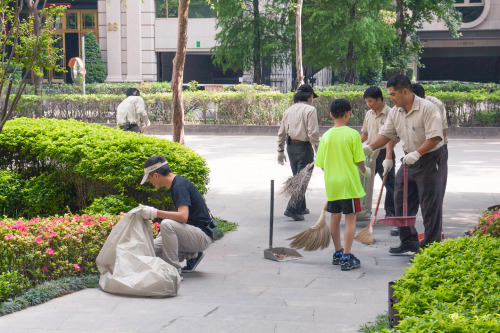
297, 84, 318, 98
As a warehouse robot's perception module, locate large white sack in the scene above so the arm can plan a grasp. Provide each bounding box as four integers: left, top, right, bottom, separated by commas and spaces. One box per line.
96, 207, 181, 297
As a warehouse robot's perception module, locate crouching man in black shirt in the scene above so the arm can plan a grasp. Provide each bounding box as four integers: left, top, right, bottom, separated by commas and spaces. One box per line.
138, 155, 213, 276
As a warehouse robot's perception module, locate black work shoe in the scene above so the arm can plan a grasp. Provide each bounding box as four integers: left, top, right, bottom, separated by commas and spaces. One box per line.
390, 228, 400, 236
284, 210, 305, 221
300, 208, 310, 215
340, 253, 361, 271
389, 242, 420, 254
332, 248, 344, 265
182, 252, 205, 273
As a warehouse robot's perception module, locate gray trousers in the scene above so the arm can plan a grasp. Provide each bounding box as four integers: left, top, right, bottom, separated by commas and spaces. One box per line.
154, 219, 213, 271
397, 146, 448, 248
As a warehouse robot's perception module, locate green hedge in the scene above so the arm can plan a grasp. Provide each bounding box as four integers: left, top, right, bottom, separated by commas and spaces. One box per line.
21, 81, 172, 95
0, 118, 210, 215
392, 236, 500, 332
14, 89, 500, 127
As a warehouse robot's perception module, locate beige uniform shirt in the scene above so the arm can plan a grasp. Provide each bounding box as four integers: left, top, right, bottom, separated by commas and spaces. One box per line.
426, 95, 448, 144
277, 102, 320, 147
361, 104, 391, 146
116, 96, 150, 127
379, 96, 444, 154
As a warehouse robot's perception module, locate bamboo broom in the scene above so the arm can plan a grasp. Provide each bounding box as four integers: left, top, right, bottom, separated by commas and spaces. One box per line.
286, 203, 330, 251
279, 161, 315, 208
355, 173, 387, 245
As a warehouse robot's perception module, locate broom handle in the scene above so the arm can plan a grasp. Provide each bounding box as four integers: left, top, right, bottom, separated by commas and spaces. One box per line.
323, 202, 328, 211
269, 179, 274, 249
403, 164, 408, 217
371, 173, 388, 227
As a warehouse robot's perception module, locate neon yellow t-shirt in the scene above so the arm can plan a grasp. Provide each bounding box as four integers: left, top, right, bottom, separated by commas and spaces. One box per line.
315, 126, 366, 201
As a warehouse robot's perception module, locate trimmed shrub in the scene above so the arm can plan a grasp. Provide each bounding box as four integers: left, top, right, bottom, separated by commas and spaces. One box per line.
83, 195, 138, 216
0, 214, 120, 296
470, 208, 500, 238
392, 236, 500, 332
83, 32, 106, 84
0, 271, 29, 302
384, 67, 414, 80
0, 118, 210, 213
0, 171, 25, 218
21, 81, 172, 95
22, 171, 75, 218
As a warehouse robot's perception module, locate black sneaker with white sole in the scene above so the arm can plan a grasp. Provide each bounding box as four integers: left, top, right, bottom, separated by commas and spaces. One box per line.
340, 253, 361, 271
182, 252, 205, 273
332, 248, 344, 265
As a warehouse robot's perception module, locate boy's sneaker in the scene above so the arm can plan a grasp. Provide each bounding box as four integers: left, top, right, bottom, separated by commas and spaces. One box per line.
182, 252, 205, 273
332, 248, 344, 265
340, 253, 361, 271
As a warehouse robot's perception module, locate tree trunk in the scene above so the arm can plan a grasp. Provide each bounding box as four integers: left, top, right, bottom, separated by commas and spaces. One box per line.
252, 0, 262, 84
171, 0, 190, 145
25, 0, 43, 94
294, 0, 304, 90
345, 3, 357, 83
395, 0, 407, 74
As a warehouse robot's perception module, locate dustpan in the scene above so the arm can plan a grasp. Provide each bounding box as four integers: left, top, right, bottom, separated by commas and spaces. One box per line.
377, 164, 416, 227
264, 180, 303, 262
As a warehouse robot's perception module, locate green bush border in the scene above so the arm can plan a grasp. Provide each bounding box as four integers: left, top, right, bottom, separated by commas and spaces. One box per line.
0, 274, 99, 316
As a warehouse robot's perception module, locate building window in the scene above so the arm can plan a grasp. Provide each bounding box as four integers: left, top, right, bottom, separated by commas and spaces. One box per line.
454, 0, 485, 23
155, 0, 215, 18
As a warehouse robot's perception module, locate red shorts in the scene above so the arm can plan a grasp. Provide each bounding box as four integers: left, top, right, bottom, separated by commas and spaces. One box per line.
326, 198, 361, 215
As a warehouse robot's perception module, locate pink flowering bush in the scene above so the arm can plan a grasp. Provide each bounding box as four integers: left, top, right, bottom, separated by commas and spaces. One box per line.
471, 209, 500, 238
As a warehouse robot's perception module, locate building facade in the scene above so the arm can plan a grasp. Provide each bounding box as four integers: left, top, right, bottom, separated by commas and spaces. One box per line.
418, 0, 500, 83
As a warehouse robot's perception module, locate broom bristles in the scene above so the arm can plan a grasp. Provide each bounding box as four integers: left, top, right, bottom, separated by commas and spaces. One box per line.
354, 224, 374, 245
279, 162, 315, 208
286, 210, 331, 251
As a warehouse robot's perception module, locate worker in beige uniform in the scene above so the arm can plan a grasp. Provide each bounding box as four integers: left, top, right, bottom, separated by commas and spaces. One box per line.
363, 75, 447, 254
411, 83, 448, 147
277, 84, 320, 221
116, 88, 151, 133
359, 87, 399, 236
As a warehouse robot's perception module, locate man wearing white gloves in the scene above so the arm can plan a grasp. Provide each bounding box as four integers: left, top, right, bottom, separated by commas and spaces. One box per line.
359, 87, 398, 232
277, 84, 320, 221
363, 75, 447, 254
116, 88, 151, 133
137, 155, 214, 276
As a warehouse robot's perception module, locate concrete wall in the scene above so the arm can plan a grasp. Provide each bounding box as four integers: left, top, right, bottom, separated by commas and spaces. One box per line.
422, 0, 500, 31
154, 18, 217, 53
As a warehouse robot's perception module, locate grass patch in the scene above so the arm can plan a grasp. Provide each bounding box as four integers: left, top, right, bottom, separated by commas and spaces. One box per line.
359, 313, 390, 332
212, 217, 238, 241
0, 274, 99, 317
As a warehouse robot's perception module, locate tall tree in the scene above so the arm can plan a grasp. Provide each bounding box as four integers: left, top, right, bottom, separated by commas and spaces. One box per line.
209, 0, 293, 84
0, 0, 65, 134
294, 0, 304, 89
171, 0, 190, 144
392, 0, 461, 72
302, 0, 395, 83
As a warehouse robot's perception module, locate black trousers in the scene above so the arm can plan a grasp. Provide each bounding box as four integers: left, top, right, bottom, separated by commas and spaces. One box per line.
375, 148, 396, 215
286, 141, 314, 214
396, 146, 448, 248
120, 123, 140, 133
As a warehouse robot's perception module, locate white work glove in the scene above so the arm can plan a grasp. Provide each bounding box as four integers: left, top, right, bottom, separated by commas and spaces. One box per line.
362, 167, 371, 178
363, 144, 373, 157
402, 151, 421, 165
382, 159, 393, 176
277, 151, 287, 165
137, 204, 157, 220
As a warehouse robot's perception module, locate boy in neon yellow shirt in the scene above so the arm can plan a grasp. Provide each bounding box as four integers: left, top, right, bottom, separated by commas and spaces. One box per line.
315, 99, 371, 271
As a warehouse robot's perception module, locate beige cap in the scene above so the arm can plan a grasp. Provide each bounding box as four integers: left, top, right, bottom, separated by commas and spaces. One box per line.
140, 160, 168, 185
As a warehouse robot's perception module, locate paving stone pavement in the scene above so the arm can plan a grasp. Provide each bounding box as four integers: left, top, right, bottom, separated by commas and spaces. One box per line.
0, 137, 498, 333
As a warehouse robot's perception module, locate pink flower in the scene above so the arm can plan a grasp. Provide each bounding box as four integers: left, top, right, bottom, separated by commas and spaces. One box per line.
73, 264, 81, 271
83, 220, 92, 226
42, 266, 47, 272
65, 234, 70, 239
35, 236, 43, 243
51, 232, 58, 237
481, 226, 487, 232
5, 234, 13, 240
46, 248, 55, 255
